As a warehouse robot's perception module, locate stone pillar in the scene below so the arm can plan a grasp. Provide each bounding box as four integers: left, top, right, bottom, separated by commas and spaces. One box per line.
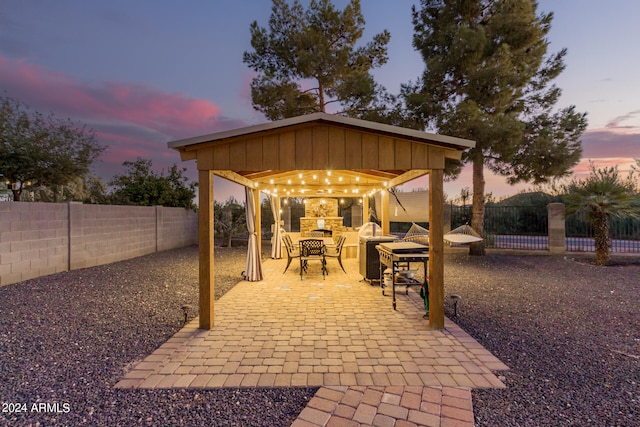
548, 203, 566, 254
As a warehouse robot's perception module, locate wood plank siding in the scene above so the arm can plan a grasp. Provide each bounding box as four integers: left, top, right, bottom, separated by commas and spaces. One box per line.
196, 123, 446, 172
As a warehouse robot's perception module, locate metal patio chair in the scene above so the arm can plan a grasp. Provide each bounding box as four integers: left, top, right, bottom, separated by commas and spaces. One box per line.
299, 239, 327, 279
324, 234, 347, 273
282, 234, 300, 274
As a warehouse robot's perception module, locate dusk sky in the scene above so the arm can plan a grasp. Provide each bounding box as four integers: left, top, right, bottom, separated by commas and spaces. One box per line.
2, 0, 639, 202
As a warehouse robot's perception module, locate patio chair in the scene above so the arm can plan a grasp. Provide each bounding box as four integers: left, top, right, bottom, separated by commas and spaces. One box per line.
324, 234, 347, 273
282, 234, 300, 274
299, 239, 327, 279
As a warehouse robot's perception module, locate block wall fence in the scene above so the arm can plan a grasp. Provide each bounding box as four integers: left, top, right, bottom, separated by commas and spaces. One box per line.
0, 202, 198, 287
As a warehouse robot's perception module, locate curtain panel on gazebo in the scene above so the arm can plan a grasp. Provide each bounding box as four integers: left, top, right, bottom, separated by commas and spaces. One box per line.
270, 196, 283, 259
244, 187, 263, 281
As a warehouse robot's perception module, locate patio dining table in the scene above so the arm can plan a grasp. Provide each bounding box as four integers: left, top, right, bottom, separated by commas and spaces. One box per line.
295, 237, 335, 247
297, 237, 335, 278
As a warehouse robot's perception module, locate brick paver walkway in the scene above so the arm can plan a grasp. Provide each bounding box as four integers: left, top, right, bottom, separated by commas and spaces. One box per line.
116, 257, 508, 426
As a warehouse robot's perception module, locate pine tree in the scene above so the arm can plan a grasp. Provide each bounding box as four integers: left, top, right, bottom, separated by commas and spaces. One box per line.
405, 0, 587, 255
243, 0, 392, 120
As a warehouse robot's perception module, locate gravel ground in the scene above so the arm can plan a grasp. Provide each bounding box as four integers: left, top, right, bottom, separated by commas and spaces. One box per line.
443, 250, 640, 427
2, 246, 638, 426
0, 245, 317, 427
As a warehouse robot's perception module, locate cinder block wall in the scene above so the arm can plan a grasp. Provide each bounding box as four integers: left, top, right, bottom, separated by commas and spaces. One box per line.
0, 202, 69, 285
69, 204, 157, 270
1, 202, 197, 287
158, 206, 198, 251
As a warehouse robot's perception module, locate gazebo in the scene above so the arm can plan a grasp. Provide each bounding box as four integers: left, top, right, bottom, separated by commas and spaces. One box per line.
168, 112, 475, 330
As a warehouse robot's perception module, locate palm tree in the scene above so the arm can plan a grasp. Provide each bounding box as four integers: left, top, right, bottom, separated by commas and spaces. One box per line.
564, 164, 639, 266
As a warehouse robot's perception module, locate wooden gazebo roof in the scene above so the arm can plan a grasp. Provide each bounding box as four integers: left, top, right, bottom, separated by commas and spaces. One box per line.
169, 112, 474, 197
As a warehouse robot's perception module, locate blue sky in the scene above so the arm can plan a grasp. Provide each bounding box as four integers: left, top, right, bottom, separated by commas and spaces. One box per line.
1, 0, 638, 201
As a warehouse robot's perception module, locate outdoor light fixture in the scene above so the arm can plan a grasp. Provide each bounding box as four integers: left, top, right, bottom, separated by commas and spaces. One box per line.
450, 294, 462, 317
181, 304, 192, 324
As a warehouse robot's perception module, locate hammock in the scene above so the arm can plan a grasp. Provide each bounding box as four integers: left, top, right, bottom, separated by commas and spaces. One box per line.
444, 224, 483, 245
402, 222, 430, 245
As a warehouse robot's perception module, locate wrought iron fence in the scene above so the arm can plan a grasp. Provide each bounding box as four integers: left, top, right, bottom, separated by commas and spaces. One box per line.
451, 204, 640, 253
565, 212, 640, 253
451, 205, 548, 250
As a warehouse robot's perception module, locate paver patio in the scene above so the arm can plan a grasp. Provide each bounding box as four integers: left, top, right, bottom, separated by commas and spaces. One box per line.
116, 257, 508, 426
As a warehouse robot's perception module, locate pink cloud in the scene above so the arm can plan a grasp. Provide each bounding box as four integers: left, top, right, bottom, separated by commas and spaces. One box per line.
603, 110, 640, 134
0, 55, 253, 182
0, 56, 224, 138
581, 129, 640, 159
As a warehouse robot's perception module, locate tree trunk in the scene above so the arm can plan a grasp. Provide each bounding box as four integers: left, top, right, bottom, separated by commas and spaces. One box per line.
11, 187, 22, 201
469, 155, 486, 256
593, 211, 610, 266
318, 82, 325, 112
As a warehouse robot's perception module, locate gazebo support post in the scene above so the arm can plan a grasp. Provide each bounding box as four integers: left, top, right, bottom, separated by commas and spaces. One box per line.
254, 188, 261, 257
380, 189, 390, 236
363, 196, 370, 223
198, 170, 215, 329
429, 169, 445, 329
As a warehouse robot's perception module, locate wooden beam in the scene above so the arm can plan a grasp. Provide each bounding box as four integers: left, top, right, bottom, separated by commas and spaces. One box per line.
444, 148, 463, 160
380, 189, 390, 235
254, 187, 262, 257
243, 170, 288, 180
179, 149, 197, 161
388, 169, 430, 188
428, 169, 445, 330
198, 170, 215, 330
363, 196, 370, 223
262, 184, 381, 195
214, 170, 257, 189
